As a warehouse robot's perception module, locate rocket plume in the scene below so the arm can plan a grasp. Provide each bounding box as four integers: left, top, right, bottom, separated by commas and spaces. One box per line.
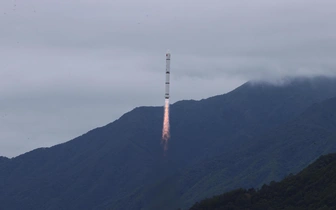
162, 99, 170, 151
162, 51, 171, 151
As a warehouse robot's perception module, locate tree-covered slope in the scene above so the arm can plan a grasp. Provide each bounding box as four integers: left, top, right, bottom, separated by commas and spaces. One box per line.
189, 153, 336, 210
145, 96, 336, 209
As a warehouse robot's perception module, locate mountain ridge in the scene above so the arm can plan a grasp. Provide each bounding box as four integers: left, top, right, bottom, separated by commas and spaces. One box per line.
1, 76, 336, 209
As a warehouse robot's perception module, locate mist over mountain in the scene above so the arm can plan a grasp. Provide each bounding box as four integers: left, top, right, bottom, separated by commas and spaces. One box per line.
1, 76, 336, 210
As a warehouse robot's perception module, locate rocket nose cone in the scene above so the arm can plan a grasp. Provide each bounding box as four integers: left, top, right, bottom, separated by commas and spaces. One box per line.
166, 52, 171, 59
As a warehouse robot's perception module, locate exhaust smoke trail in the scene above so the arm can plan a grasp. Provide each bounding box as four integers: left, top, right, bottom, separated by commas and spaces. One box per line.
162, 99, 170, 151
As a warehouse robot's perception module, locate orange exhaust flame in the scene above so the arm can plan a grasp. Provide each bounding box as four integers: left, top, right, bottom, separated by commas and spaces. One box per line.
162, 99, 170, 151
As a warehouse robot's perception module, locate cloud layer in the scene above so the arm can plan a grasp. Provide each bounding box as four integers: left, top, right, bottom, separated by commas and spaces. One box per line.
1, 0, 336, 157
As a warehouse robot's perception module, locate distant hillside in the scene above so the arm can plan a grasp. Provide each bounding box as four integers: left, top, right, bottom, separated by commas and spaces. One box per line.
145, 95, 336, 209
1, 76, 336, 210
189, 153, 336, 210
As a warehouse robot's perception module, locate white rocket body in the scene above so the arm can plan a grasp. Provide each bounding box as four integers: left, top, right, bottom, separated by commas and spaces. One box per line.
165, 53, 171, 99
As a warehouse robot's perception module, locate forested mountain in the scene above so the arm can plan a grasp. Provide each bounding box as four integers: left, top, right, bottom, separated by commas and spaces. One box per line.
175, 95, 336, 208
189, 153, 336, 210
1, 76, 336, 210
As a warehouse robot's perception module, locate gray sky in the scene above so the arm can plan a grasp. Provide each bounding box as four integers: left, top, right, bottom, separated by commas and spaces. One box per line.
1, 0, 336, 157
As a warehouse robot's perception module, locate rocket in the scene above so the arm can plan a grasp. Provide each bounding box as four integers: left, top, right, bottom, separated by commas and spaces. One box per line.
165, 52, 171, 99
